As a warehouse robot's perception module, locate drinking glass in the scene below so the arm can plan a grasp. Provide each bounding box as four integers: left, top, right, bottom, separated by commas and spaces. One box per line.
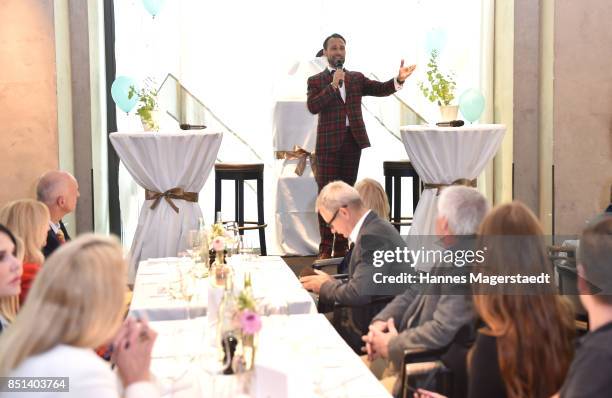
186, 229, 203, 262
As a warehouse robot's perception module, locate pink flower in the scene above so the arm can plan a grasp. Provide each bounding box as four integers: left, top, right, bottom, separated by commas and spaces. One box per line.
212, 236, 225, 252
239, 310, 262, 335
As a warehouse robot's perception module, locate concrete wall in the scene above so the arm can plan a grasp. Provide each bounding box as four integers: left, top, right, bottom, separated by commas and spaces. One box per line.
0, 0, 57, 205
553, 0, 612, 234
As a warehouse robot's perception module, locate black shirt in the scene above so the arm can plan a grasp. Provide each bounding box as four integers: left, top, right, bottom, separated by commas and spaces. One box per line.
560, 321, 612, 398
468, 332, 507, 398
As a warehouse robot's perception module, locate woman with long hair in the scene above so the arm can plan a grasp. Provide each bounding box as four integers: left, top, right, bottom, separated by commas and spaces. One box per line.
0, 199, 49, 303
0, 234, 158, 397
355, 178, 390, 220
0, 224, 22, 332
415, 201, 575, 398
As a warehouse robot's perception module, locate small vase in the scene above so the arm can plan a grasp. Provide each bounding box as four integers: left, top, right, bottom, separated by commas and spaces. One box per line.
233, 332, 257, 373
140, 109, 160, 132
210, 250, 231, 288
439, 105, 458, 122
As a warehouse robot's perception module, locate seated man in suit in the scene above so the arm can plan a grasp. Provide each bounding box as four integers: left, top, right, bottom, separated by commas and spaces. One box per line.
363, 186, 489, 396
300, 180, 414, 352
36, 171, 80, 257
557, 214, 612, 398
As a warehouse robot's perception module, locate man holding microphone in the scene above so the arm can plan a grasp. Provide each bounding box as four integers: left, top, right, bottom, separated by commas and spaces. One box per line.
307, 33, 416, 259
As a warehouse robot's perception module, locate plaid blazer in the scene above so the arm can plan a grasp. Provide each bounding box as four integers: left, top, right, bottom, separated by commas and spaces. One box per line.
307, 69, 397, 153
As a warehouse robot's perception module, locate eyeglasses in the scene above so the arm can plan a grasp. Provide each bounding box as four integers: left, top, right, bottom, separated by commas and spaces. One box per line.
324, 206, 346, 228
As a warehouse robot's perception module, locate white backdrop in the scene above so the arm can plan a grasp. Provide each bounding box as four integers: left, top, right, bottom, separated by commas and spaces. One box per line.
114, 0, 490, 254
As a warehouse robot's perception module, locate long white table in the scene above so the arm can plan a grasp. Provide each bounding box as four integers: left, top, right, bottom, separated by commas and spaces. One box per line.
150, 314, 392, 398
129, 256, 316, 321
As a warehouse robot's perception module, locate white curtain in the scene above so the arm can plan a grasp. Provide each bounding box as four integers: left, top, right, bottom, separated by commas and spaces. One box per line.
114, 0, 490, 254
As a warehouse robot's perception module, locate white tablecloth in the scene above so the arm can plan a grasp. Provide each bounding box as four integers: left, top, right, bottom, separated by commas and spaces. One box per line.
273, 100, 320, 255
129, 256, 316, 321
110, 131, 222, 281
400, 124, 506, 236
149, 314, 392, 398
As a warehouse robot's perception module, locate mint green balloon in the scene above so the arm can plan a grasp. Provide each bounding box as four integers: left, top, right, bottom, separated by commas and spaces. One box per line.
142, 0, 165, 17
111, 76, 138, 114
459, 89, 485, 122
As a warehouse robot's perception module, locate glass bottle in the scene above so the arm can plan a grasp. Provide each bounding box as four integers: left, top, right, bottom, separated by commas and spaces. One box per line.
217, 277, 237, 375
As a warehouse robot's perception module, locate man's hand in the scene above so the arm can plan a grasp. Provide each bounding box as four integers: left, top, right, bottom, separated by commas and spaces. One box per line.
361, 319, 389, 360
300, 270, 333, 294
368, 318, 398, 359
331, 69, 345, 89
397, 59, 417, 84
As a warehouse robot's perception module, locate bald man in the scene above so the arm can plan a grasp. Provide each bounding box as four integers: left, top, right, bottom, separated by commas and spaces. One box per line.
36, 171, 80, 257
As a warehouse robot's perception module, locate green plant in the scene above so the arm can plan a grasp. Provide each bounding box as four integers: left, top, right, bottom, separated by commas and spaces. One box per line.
418, 50, 456, 106
128, 78, 158, 130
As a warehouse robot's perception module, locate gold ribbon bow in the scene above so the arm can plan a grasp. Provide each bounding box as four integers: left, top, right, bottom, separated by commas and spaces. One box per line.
423, 178, 477, 195
145, 187, 199, 214
275, 145, 317, 177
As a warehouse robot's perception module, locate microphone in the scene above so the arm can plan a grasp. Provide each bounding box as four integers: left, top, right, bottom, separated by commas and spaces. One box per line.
335, 60, 344, 88
436, 120, 465, 127
180, 123, 207, 130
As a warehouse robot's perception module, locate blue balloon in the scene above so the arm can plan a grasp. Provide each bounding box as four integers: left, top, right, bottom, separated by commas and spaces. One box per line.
459, 89, 485, 123
142, 0, 165, 17
111, 76, 138, 114
425, 28, 447, 55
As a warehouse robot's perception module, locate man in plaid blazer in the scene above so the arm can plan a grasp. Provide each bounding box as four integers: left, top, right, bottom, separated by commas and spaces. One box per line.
307, 33, 416, 259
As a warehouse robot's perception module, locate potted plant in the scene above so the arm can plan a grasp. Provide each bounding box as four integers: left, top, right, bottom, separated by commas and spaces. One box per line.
418, 50, 457, 122
128, 78, 160, 131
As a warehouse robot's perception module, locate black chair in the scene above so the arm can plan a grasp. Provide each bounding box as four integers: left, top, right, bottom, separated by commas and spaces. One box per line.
400, 346, 454, 398
383, 161, 421, 232
214, 163, 267, 256
548, 245, 589, 334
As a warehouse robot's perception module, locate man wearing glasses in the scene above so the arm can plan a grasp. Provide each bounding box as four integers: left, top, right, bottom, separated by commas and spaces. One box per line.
300, 180, 410, 352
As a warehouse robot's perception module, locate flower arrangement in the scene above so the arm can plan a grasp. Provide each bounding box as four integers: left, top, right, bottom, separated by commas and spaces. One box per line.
128, 78, 159, 131
418, 49, 456, 106
232, 273, 260, 372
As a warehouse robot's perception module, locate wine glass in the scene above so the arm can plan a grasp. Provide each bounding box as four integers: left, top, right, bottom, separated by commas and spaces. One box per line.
224, 221, 241, 256
186, 230, 203, 262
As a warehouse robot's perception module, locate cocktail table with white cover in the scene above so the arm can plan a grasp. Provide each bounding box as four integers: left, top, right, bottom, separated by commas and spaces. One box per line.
400, 124, 506, 236
110, 131, 222, 280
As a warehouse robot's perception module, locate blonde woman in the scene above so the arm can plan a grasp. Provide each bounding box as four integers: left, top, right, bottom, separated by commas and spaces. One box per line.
355, 178, 390, 220
0, 234, 159, 397
0, 199, 49, 303
0, 224, 22, 333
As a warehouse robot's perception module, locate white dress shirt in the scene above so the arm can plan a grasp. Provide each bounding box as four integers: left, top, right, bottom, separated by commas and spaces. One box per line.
8, 345, 159, 398
349, 209, 372, 244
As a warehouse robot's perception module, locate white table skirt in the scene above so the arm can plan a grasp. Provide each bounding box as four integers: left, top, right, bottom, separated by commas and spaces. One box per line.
110, 131, 222, 281
400, 124, 506, 237
129, 256, 316, 321
275, 159, 319, 255
149, 314, 392, 398
273, 100, 321, 255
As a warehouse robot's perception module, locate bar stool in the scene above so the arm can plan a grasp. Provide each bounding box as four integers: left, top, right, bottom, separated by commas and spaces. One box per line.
383, 160, 421, 232
214, 163, 267, 255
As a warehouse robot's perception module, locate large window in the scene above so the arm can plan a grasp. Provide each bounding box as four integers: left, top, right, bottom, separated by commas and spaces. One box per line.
114, 0, 490, 253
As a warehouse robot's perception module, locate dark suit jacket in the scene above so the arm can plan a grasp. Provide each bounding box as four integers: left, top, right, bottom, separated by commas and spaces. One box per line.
319, 211, 410, 352
42, 221, 71, 258
307, 69, 397, 154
